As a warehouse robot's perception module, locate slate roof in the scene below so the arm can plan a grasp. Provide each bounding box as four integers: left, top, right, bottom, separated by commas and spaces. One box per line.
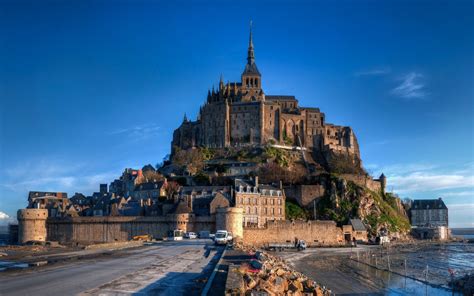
192, 197, 212, 216
134, 181, 166, 191
242, 62, 261, 76
266, 95, 297, 101
180, 186, 229, 196
350, 219, 367, 231
412, 199, 447, 210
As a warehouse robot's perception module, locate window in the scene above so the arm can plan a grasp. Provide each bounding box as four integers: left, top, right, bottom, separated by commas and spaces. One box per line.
255, 78, 258, 86
264, 208, 267, 214
278, 199, 281, 205
271, 199, 274, 205
279, 208, 282, 215
246, 206, 250, 213
272, 208, 275, 214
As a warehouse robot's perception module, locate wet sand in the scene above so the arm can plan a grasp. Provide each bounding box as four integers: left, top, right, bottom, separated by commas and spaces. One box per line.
277, 243, 473, 295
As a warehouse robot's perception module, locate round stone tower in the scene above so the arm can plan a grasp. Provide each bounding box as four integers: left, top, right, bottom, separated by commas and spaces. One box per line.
379, 173, 387, 195
17, 209, 48, 244
216, 207, 243, 239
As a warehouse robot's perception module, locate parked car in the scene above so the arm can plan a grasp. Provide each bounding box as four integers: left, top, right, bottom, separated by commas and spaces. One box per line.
214, 230, 233, 245
198, 231, 211, 239
184, 232, 197, 239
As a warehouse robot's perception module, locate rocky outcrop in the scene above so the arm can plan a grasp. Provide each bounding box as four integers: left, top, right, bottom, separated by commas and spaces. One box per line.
316, 175, 410, 237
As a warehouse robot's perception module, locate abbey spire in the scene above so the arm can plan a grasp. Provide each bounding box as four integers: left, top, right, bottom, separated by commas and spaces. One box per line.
247, 21, 255, 65
242, 21, 261, 91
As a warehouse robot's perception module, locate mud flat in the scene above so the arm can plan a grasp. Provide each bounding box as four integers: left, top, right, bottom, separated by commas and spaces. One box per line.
278, 243, 473, 295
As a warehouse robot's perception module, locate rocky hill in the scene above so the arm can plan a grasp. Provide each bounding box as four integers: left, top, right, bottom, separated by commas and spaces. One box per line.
315, 175, 410, 236
165, 145, 410, 236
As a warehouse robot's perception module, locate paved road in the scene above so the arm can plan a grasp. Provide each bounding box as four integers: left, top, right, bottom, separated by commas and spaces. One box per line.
0, 240, 223, 296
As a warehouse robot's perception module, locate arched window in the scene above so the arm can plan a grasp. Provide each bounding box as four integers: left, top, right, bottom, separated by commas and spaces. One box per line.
255, 78, 258, 87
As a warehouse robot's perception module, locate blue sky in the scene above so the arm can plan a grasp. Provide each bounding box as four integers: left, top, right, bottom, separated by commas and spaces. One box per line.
0, 0, 473, 227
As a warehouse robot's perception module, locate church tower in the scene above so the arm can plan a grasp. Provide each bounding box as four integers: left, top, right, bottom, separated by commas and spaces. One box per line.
241, 21, 263, 101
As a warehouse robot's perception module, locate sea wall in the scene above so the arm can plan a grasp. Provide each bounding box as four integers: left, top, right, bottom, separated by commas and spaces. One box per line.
243, 220, 344, 247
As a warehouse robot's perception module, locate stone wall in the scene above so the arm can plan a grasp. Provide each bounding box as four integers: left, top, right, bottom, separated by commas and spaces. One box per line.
284, 184, 325, 208
216, 207, 244, 239
243, 220, 344, 247
339, 174, 382, 192
46, 215, 216, 244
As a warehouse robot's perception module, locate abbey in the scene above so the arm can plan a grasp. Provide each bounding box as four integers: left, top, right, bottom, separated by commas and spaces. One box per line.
172, 26, 360, 161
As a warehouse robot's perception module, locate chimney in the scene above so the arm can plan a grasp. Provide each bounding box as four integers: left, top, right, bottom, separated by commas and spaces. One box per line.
279, 180, 283, 189
255, 176, 259, 188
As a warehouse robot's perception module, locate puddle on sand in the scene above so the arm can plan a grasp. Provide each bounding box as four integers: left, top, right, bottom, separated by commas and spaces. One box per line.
0, 260, 51, 272
349, 260, 462, 296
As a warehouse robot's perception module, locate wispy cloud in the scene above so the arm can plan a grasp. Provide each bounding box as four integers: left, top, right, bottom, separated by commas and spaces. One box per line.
354, 67, 391, 77
373, 162, 474, 194
391, 72, 427, 99
389, 172, 473, 193
109, 123, 161, 140
1, 160, 119, 196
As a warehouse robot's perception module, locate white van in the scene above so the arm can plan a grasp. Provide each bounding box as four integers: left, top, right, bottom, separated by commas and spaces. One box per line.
214, 230, 233, 245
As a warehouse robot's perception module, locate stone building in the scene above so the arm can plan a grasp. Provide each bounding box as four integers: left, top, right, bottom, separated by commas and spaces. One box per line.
349, 218, 368, 242
27, 191, 69, 217
410, 198, 448, 227
410, 198, 449, 240
172, 24, 360, 165
132, 179, 168, 199
234, 177, 285, 227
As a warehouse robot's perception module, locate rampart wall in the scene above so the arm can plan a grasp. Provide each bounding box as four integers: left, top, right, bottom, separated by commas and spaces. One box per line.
339, 174, 382, 192
284, 185, 325, 208
243, 220, 344, 247
47, 215, 215, 244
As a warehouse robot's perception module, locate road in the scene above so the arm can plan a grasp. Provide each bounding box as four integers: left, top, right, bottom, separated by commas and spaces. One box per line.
0, 239, 223, 296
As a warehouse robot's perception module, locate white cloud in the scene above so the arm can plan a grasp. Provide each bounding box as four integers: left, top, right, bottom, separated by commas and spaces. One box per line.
0, 211, 9, 220
354, 67, 391, 77
0, 211, 15, 225
373, 162, 474, 194
391, 72, 427, 99
389, 172, 473, 193
442, 191, 474, 197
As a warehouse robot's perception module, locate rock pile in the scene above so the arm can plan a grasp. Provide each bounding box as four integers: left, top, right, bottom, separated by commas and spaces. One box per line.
226, 245, 331, 295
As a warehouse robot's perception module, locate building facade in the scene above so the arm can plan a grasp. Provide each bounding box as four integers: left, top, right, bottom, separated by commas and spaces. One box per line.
234, 177, 285, 227
410, 198, 448, 227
